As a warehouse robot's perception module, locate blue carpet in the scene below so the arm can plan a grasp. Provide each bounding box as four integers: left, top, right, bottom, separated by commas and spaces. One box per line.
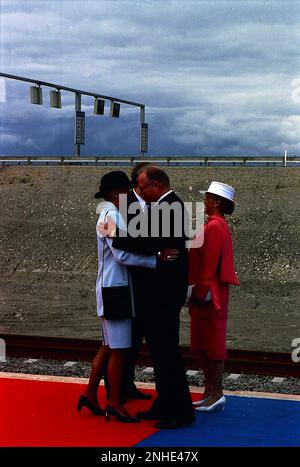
136, 395, 300, 447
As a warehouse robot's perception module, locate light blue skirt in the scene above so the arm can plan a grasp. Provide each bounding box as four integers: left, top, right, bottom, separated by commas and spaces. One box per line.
100, 317, 132, 349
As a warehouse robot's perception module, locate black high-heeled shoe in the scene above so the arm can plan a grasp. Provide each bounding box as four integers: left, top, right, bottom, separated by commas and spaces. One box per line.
105, 404, 140, 423
77, 395, 104, 416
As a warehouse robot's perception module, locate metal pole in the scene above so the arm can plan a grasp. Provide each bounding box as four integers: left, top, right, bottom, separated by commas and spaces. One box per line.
0, 73, 146, 156
75, 92, 81, 157
0, 72, 144, 107
284, 149, 287, 167
140, 106, 145, 157
140, 106, 145, 124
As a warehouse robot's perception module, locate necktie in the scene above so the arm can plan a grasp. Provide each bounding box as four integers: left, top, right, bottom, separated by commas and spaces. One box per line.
146, 202, 151, 237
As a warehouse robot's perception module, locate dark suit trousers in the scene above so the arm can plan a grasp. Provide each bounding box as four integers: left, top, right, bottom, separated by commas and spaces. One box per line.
141, 302, 194, 420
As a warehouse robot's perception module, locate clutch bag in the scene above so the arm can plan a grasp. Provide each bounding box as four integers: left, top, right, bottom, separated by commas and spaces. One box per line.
102, 285, 132, 320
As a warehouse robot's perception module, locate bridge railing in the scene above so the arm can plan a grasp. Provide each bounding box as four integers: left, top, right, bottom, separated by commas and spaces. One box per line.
0, 155, 299, 167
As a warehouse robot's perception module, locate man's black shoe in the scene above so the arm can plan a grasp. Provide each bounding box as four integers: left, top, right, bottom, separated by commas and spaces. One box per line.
154, 417, 196, 429
135, 409, 163, 420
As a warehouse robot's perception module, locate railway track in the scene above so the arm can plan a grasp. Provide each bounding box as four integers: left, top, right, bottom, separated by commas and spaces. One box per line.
1, 334, 299, 378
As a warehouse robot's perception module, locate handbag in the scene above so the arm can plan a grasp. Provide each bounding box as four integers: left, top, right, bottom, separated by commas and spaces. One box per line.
102, 286, 132, 320
101, 231, 132, 321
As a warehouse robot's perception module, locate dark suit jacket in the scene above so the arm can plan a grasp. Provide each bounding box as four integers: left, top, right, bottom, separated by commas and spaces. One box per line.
113, 190, 188, 309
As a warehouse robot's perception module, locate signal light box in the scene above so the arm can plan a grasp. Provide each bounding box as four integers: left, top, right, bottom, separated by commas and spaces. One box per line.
110, 101, 120, 118
94, 98, 105, 115
30, 86, 43, 105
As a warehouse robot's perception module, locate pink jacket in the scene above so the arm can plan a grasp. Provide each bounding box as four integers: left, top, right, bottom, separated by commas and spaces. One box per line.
189, 215, 240, 311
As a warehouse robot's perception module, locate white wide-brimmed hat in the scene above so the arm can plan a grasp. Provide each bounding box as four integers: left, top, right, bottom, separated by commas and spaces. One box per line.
199, 181, 237, 204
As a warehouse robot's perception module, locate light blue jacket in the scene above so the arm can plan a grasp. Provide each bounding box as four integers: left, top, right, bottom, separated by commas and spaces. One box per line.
95, 201, 156, 317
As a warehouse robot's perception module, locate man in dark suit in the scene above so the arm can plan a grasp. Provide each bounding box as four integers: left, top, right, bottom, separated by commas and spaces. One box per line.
112, 166, 195, 429
118, 162, 154, 403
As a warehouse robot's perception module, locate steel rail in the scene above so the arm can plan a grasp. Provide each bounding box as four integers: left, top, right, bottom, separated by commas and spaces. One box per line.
1, 334, 299, 378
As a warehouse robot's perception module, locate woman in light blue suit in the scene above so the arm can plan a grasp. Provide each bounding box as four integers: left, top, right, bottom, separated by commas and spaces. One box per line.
78, 171, 176, 423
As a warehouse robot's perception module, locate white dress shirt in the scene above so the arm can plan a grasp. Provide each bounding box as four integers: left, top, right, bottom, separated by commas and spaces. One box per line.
133, 188, 147, 211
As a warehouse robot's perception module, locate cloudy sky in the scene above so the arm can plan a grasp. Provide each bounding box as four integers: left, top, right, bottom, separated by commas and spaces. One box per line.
0, 0, 299, 156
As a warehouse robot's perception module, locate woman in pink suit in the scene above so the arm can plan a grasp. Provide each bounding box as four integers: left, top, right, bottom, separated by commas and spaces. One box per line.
188, 181, 240, 412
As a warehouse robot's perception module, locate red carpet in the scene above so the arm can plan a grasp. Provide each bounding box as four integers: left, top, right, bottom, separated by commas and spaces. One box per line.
0, 377, 158, 447
2, 375, 298, 447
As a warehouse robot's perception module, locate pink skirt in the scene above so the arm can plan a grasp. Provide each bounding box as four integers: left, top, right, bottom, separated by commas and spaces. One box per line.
189, 283, 229, 360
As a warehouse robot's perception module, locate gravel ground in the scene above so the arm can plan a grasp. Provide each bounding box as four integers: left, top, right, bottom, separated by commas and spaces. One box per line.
0, 166, 299, 352
1, 357, 299, 395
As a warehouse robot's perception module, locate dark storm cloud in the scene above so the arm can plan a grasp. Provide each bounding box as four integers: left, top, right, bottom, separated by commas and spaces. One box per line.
0, 0, 299, 156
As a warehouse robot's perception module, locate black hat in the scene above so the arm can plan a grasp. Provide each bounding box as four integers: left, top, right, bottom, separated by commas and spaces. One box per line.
94, 171, 133, 198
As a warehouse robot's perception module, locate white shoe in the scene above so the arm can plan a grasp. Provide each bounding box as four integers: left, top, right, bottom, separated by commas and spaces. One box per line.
193, 397, 209, 407
195, 395, 226, 412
